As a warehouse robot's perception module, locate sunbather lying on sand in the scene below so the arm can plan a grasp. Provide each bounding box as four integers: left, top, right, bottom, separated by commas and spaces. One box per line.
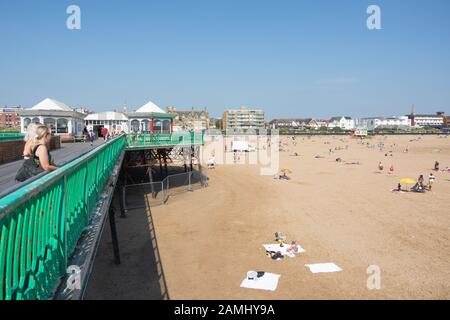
287, 241, 300, 254
391, 183, 406, 192
344, 161, 360, 165
266, 251, 284, 260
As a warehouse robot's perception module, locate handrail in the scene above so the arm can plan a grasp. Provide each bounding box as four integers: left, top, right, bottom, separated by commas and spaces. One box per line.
0, 132, 25, 142
126, 131, 204, 148
0, 140, 117, 201
0, 135, 126, 300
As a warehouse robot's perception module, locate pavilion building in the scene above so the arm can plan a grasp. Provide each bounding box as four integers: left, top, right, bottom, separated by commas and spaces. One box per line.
19, 98, 86, 136
84, 111, 129, 137
125, 101, 175, 134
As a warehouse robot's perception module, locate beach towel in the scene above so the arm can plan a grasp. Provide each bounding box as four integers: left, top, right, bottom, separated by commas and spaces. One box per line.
305, 263, 342, 273
263, 243, 305, 257
240, 272, 280, 291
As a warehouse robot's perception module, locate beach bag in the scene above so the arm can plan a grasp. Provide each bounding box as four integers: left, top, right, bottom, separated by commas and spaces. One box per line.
15, 145, 44, 182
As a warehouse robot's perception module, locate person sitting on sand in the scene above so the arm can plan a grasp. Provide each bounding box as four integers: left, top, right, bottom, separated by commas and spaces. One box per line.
207, 156, 215, 169
389, 165, 394, 174
287, 241, 300, 254
411, 183, 425, 193
266, 251, 284, 260
411, 175, 426, 192
279, 172, 291, 180
418, 174, 425, 188
378, 162, 384, 171
434, 161, 439, 171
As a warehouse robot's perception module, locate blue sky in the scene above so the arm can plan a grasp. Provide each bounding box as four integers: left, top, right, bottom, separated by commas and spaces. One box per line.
0, 0, 449, 119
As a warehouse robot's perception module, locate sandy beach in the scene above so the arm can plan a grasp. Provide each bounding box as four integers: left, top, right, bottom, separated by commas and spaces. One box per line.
146, 134, 450, 299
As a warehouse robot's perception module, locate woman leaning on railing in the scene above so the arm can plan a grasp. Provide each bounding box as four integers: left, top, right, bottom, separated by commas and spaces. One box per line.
15, 125, 59, 182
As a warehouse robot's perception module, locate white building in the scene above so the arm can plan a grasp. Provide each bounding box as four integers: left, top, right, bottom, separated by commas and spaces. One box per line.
84, 111, 129, 136
355, 116, 411, 130
19, 98, 86, 136
409, 113, 444, 127
328, 117, 355, 130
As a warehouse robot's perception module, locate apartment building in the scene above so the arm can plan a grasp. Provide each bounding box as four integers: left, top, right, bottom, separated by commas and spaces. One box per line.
222, 106, 265, 130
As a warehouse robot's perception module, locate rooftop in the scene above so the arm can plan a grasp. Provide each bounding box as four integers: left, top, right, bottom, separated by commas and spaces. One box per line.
31, 98, 73, 111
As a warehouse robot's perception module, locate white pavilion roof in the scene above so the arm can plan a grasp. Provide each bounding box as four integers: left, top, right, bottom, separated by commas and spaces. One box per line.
31, 98, 73, 111
84, 112, 128, 121
135, 100, 166, 113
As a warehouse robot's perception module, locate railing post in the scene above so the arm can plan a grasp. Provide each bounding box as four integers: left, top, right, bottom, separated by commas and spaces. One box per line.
117, 174, 126, 219
108, 206, 121, 265
62, 175, 68, 273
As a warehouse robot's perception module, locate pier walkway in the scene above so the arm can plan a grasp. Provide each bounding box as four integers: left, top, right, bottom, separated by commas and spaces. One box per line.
0, 140, 104, 193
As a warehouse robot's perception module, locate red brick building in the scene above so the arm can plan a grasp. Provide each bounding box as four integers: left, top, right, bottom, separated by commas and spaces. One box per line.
0, 106, 23, 128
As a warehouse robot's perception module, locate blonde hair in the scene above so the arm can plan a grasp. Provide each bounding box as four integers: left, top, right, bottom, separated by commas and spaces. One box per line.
34, 125, 52, 142
24, 122, 42, 141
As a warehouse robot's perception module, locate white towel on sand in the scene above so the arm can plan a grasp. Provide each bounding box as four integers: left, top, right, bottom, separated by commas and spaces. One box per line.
305, 263, 342, 273
240, 272, 281, 291
263, 243, 305, 257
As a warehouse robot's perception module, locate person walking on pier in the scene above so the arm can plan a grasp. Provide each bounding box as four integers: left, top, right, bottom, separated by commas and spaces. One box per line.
101, 127, 108, 141
88, 129, 95, 146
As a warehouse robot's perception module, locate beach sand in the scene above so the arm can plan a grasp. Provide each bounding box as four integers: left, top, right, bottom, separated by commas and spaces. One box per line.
149, 135, 450, 299
85, 134, 450, 299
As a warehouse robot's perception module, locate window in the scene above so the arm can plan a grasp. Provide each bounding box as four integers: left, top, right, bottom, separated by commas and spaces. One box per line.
131, 120, 140, 132
153, 119, 162, 132
24, 118, 31, 129
44, 118, 56, 133
57, 118, 68, 133
162, 120, 171, 133
142, 119, 150, 131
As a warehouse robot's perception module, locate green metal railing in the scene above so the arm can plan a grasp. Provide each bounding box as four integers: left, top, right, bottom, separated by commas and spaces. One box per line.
0, 131, 205, 300
0, 132, 25, 142
126, 131, 204, 149
0, 135, 126, 300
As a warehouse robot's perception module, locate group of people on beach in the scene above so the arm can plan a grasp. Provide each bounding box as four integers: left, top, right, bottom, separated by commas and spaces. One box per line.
409, 173, 435, 192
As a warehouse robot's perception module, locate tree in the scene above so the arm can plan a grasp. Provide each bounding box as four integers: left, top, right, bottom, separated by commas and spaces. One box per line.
332, 127, 343, 132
